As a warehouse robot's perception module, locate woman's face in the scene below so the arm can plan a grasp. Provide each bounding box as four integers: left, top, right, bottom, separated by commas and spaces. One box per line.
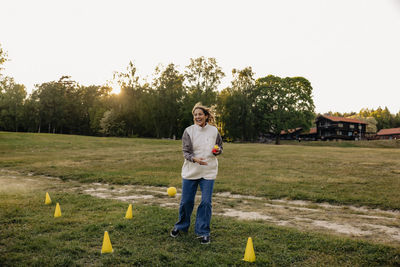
193, 108, 208, 127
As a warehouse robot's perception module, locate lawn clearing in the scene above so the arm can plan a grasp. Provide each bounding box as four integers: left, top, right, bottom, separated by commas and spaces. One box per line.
0, 173, 399, 266
2, 170, 399, 247
1, 132, 400, 210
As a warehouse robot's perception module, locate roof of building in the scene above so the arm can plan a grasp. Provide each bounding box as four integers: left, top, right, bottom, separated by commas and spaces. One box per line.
281, 127, 317, 135
317, 115, 367, 124
376, 127, 400, 136
305, 127, 317, 134
281, 127, 302, 135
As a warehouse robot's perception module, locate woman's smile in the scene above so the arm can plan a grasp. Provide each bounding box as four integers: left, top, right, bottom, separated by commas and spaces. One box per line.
193, 108, 208, 127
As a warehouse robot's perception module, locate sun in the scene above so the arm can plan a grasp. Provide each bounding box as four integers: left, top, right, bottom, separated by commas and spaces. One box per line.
111, 86, 121, 95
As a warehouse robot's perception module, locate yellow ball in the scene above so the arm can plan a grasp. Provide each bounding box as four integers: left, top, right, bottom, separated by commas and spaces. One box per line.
167, 187, 177, 197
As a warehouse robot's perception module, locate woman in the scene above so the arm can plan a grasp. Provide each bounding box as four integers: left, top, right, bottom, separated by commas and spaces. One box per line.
170, 103, 223, 245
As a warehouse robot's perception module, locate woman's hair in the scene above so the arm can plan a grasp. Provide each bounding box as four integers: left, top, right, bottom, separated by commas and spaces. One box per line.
192, 102, 216, 126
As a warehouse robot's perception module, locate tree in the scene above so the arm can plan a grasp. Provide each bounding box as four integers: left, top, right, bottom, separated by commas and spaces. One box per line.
113, 61, 145, 136
0, 77, 27, 131
218, 67, 257, 141
22, 93, 41, 132
181, 57, 225, 130
0, 44, 8, 77
254, 75, 315, 144
371, 107, 392, 130
78, 85, 112, 135
184, 57, 225, 107
394, 111, 400, 128
364, 117, 378, 134
100, 109, 126, 136
32, 76, 80, 134
149, 63, 185, 138
359, 108, 372, 118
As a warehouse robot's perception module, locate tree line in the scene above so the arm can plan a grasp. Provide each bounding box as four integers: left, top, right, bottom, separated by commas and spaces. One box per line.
1, 44, 399, 143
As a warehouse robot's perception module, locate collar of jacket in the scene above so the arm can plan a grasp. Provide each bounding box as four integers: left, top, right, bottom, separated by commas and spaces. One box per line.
194, 123, 209, 130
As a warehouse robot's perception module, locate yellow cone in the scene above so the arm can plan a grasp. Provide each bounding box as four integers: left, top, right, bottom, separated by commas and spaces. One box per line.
243, 237, 256, 262
125, 204, 133, 219
54, 203, 62, 218
45, 192, 52, 205
101, 231, 113, 254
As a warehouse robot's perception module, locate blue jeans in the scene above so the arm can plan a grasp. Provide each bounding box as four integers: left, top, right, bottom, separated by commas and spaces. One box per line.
174, 178, 215, 236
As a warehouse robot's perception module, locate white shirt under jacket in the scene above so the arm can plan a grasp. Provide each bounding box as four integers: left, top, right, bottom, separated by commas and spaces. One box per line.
181, 123, 223, 180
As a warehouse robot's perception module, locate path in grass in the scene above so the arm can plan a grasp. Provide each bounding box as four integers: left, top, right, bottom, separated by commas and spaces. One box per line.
1, 169, 399, 247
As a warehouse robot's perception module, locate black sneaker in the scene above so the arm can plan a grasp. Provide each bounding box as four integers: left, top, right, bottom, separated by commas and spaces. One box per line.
200, 235, 210, 245
170, 227, 179, 238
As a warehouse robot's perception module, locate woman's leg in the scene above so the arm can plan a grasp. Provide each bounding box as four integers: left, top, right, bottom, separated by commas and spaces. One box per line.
174, 178, 199, 231
195, 178, 215, 236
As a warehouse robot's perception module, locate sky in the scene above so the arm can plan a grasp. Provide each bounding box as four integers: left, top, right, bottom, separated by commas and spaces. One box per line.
1, 0, 399, 114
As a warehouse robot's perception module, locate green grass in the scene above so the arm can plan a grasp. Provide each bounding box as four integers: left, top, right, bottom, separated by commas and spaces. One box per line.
1, 190, 399, 266
280, 139, 400, 149
1, 132, 400, 265
1, 131, 400, 210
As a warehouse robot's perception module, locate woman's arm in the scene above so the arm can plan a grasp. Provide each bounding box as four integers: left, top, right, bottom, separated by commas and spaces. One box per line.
214, 132, 223, 155
182, 129, 208, 165
182, 130, 194, 162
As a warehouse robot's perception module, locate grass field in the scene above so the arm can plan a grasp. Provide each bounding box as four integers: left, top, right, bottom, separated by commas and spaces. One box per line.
1, 132, 400, 266
1, 132, 399, 210
280, 139, 400, 149
1, 180, 399, 266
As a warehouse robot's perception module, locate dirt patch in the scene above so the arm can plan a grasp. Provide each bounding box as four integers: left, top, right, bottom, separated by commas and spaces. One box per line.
312, 220, 372, 236
1, 169, 399, 247
215, 209, 274, 221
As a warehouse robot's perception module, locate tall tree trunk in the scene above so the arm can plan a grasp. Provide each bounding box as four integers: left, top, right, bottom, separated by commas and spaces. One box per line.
275, 134, 281, 145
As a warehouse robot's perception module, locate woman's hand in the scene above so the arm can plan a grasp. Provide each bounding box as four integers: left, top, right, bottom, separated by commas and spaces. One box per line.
193, 157, 208, 165
212, 145, 220, 155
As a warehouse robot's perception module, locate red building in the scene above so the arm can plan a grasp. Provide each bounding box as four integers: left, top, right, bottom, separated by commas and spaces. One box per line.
315, 115, 367, 140
376, 127, 400, 140
299, 127, 317, 140
276, 116, 369, 141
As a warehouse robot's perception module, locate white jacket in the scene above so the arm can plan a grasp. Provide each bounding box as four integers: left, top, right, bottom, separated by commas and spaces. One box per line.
181, 124, 223, 180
